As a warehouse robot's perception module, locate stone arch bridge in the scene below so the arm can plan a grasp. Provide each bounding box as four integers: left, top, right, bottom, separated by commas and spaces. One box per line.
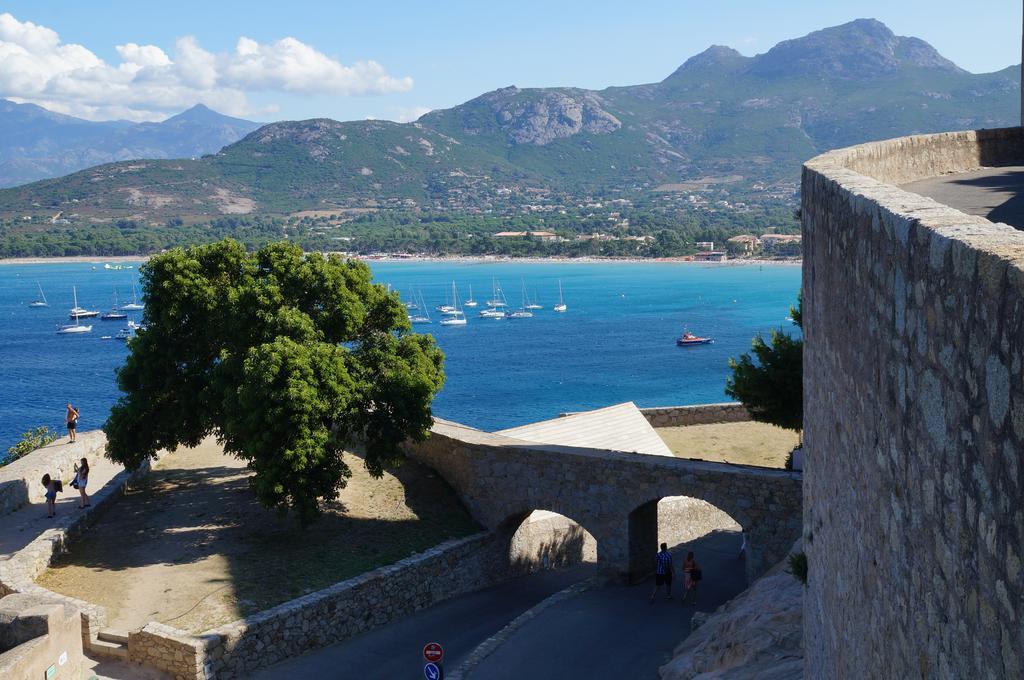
408, 419, 802, 582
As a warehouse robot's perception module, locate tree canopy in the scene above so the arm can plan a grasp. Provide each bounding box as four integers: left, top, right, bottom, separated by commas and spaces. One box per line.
104, 239, 445, 523
725, 294, 803, 432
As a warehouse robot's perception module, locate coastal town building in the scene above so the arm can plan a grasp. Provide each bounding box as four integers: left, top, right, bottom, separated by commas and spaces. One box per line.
694, 251, 727, 262
760, 233, 801, 256
694, 241, 714, 250
726, 234, 759, 255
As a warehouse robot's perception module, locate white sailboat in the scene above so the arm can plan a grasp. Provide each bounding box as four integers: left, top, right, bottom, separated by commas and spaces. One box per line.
435, 285, 455, 314
404, 286, 419, 310
525, 288, 543, 310
464, 284, 478, 308
553, 280, 567, 312
439, 281, 467, 326
120, 281, 144, 311
486, 278, 508, 308
101, 288, 128, 320
509, 278, 534, 318
29, 283, 48, 307
57, 287, 93, 334
409, 289, 431, 324
69, 288, 100, 318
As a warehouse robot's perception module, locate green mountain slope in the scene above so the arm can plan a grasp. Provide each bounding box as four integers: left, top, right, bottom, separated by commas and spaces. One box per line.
0, 18, 1018, 220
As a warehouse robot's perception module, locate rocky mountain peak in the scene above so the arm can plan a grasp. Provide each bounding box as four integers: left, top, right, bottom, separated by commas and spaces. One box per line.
679, 45, 746, 72
749, 18, 964, 79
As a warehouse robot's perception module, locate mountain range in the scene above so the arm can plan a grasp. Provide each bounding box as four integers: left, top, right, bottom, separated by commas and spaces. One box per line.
0, 18, 1018, 220
0, 102, 259, 188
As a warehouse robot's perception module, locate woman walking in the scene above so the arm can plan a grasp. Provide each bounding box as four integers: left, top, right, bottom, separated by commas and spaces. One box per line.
682, 551, 702, 606
65, 403, 79, 443
73, 457, 90, 508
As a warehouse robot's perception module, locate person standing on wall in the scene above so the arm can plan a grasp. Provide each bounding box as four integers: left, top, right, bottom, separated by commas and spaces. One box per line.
72, 457, 90, 508
649, 542, 674, 603
682, 551, 702, 606
65, 403, 79, 443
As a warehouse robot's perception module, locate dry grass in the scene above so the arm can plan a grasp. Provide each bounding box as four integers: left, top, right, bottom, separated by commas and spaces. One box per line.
656, 421, 799, 468
37, 438, 479, 633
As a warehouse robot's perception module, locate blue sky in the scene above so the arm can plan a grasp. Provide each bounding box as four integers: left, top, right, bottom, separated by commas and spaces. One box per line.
1, 0, 1020, 122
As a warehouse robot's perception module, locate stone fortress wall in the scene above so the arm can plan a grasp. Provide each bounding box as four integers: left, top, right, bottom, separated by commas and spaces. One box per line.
802, 127, 1024, 678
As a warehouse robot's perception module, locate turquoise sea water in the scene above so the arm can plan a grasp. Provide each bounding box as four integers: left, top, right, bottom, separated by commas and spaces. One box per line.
0, 261, 800, 450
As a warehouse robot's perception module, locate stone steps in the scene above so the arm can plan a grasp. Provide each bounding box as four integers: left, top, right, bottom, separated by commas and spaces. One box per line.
98, 628, 130, 645
88, 635, 129, 660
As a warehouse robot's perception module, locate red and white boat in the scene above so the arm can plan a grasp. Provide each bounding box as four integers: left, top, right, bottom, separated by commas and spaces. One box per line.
676, 330, 713, 346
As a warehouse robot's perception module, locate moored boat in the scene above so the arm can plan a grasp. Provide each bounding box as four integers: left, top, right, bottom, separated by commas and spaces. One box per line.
58, 287, 93, 334
29, 282, 49, 307
553, 280, 567, 313
676, 331, 713, 346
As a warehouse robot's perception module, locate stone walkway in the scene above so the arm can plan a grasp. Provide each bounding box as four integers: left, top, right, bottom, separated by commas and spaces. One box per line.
0, 430, 125, 560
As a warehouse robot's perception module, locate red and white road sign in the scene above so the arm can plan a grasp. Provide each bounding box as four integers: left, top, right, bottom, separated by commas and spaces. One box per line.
423, 642, 444, 663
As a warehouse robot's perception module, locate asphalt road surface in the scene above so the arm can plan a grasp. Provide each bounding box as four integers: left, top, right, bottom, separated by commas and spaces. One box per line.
256, 530, 745, 679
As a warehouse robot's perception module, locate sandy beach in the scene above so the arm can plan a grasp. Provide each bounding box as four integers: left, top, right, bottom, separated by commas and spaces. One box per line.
0, 252, 801, 267
350, 254, 801, 267
0, 254, 151, 266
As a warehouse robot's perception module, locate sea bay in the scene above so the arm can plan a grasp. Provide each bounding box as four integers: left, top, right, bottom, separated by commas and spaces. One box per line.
0, 260, 801, 450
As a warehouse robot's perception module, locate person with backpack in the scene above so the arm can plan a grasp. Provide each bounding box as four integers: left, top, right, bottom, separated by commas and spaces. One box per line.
72, 457, 90, 508
683, 551, 702, 606
41, 474, 61, 518
649, 543, 674, 603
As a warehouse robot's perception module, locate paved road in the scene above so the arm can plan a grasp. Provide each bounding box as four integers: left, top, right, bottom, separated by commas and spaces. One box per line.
255, 531, 744, 680
253, 563, 598, 679
471, 530, 746, 680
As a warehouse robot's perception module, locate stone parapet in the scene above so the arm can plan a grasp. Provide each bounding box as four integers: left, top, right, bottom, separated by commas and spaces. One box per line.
0, 432, 106, 517
639, 403, 750, 428
802, 127, 1024, 678
0, 433, 155, 647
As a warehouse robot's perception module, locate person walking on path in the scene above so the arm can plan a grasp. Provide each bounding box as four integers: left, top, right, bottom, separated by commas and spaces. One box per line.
649, 543, 674, 603
73, 457, 90, 508
41, 474, 60, 518
682, 551, 702, 606
65, 403, 79, 443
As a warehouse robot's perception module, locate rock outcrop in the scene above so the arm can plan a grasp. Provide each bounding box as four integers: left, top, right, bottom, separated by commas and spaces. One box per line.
659, 543, 802, 679
477, 87, 621, 146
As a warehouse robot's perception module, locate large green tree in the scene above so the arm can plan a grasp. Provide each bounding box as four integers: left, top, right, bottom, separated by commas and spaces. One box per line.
725, 294, 803, 432
104, 239, 445, 523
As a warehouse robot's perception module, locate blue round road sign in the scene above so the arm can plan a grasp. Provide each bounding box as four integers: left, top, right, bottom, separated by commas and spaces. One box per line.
424, 662, 441, 680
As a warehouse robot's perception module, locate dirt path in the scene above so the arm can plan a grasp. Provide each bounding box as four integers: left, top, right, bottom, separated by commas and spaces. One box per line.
37, 438, 479, 633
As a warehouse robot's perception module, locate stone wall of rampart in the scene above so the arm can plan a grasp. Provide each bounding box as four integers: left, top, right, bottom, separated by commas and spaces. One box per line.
640, 403, 750, 428
802, 127, 1024, 678
0, 435, 106, 517
0, 432, 155, 646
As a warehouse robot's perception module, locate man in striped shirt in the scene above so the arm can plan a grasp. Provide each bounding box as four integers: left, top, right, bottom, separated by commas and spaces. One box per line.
649, 542, 674, 603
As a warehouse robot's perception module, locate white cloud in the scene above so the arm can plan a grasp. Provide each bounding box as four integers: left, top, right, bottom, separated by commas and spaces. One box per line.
391, 106, 433, 123
0, 12, 413, 122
